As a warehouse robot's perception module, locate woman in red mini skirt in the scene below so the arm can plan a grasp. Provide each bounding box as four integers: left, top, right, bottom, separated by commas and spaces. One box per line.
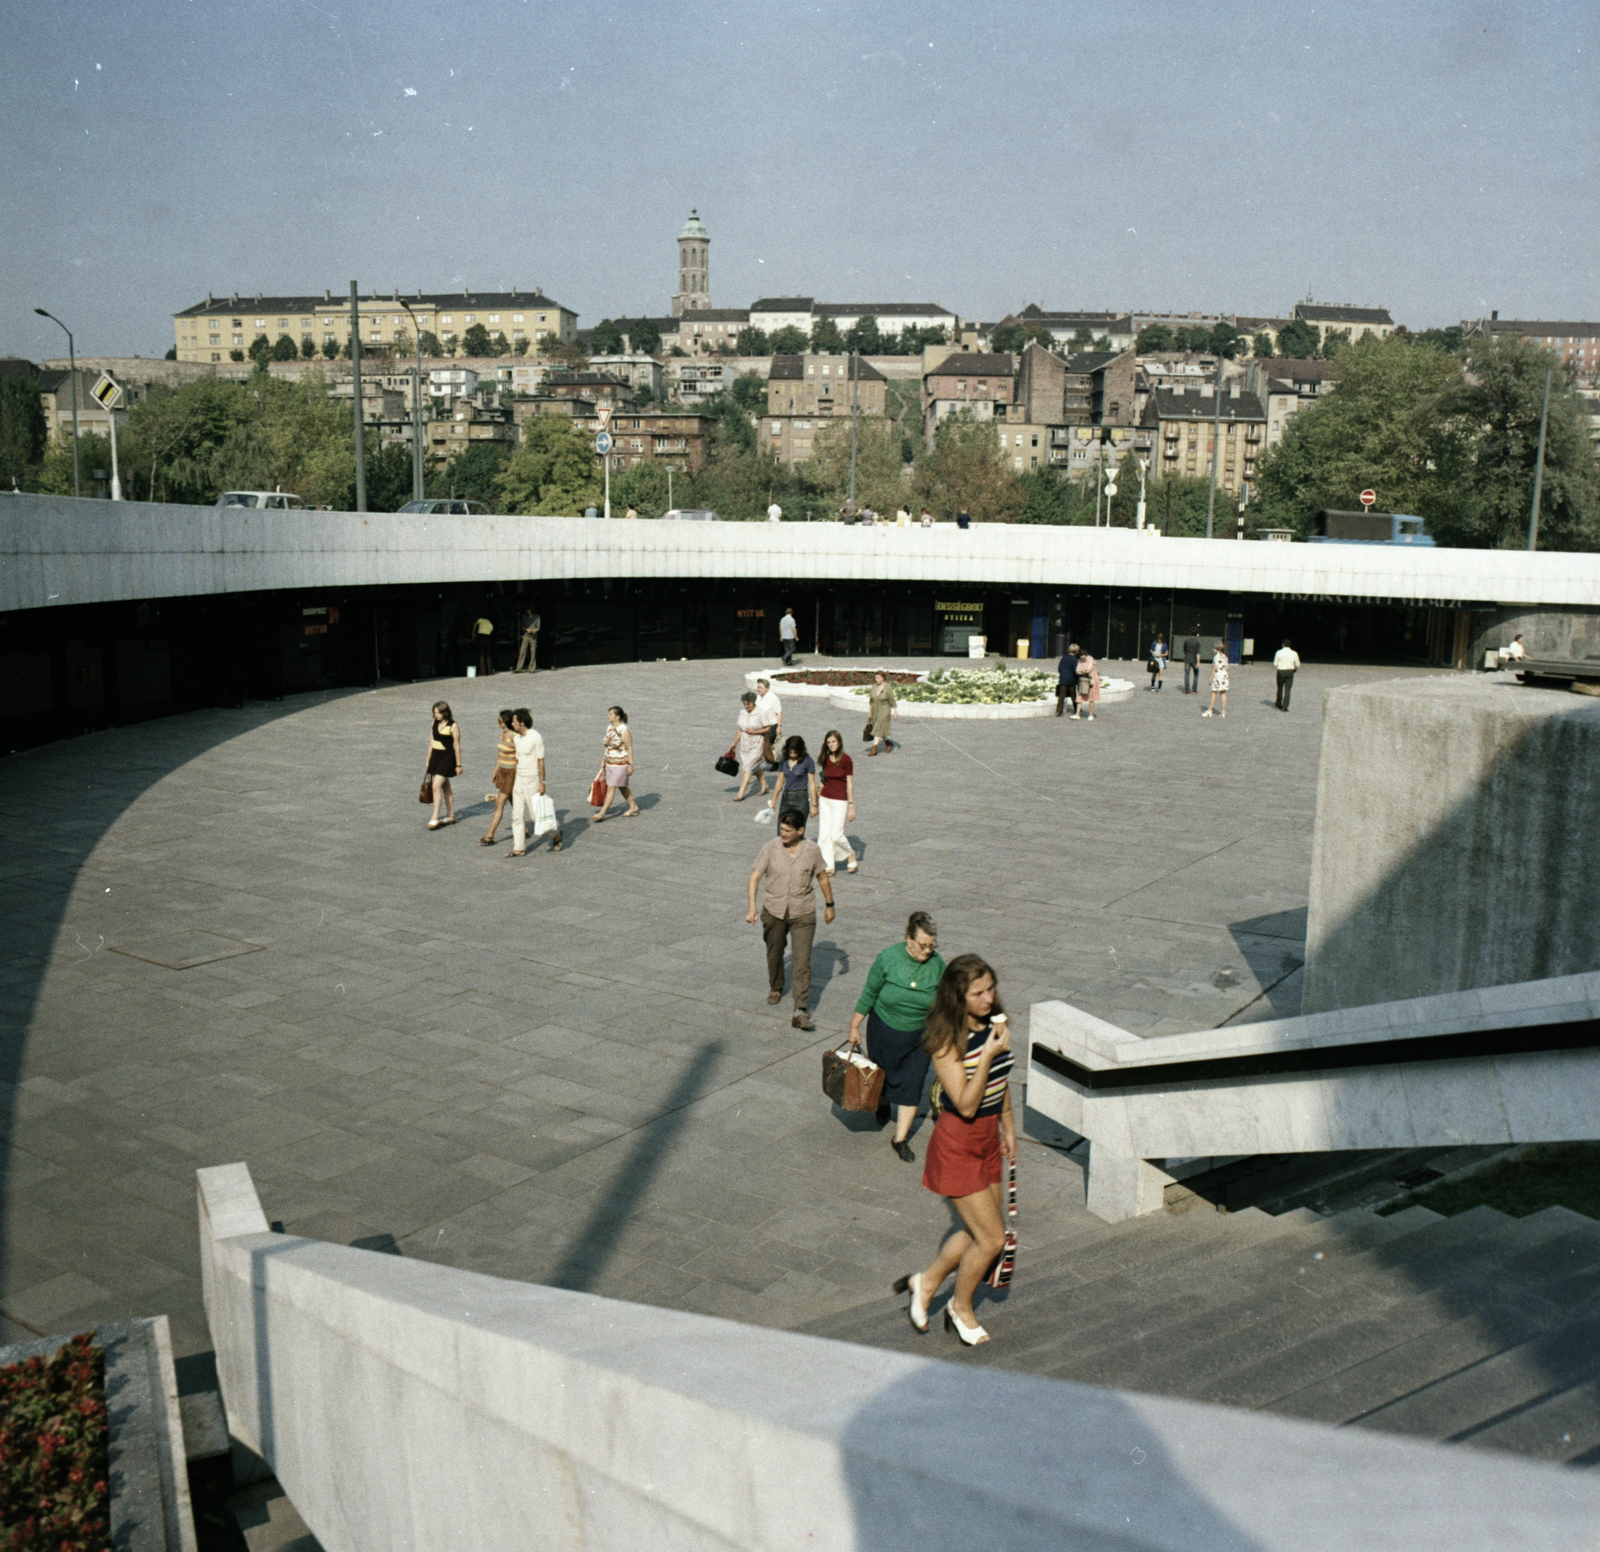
893, 953, 1015, 1347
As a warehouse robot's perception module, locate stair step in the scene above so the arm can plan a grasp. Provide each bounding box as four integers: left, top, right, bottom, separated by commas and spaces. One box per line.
1353, 1311, 1600, 1446
1456, 1375, 1600, 1466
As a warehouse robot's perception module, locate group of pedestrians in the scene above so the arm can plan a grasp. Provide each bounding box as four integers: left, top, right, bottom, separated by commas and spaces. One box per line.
1053, 645, 1101, 719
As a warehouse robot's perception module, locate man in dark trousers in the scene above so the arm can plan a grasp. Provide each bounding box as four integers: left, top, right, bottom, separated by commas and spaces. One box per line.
1274, 639, 1302, 711
747, 813, 835, 1031
1055, 641, 1079, 717
1182, 625, 1203, 694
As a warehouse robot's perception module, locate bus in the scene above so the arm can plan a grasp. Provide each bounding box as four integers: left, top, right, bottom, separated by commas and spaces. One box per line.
1309, 509, 1434, 546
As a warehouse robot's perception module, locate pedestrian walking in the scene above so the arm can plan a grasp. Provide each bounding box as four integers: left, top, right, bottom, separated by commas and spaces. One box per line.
473, 614, 496, 677
732, 691, 771, 803
480, 709, 517, 845
779, 607, 799, 666
775, 735, 818, 827
424, 700, 462, 829
768, 499, 783, 524
1203, 643, 1230, 718
1182, 625, 1202, 694
592, 705, 639, 821
746, 812, 835, 1031
1148, 633, 1169, 691
866, 670, 898, 754
514, 608, 541, 673
754, 677, 784, 767
508, 708, 561, 856
816, 730, 857, 875
1055, 642, 1079, 717
1273, 639, 1301, 712
892, 953, 1015, 1347
1071, 651, 1099, 720
848, 912, 945, 1161
919, 506, 934, 527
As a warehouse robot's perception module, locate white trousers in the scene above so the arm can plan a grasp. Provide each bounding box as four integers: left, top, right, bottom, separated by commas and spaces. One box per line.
511, 780, 541, 851
817, 796, 852, 869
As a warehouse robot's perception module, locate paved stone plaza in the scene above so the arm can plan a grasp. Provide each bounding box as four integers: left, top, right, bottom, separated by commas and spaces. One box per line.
0, 655, 1434, 1360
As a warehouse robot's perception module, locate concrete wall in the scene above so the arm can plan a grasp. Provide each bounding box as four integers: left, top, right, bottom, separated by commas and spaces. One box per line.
197, 1162, 1598, 1552
5, 493, 1599, 615
1468, 604, 1600, 666
1302, 675, 1600, 1013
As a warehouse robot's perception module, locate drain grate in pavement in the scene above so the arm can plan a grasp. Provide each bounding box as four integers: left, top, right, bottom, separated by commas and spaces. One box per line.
109, 930, 265, 970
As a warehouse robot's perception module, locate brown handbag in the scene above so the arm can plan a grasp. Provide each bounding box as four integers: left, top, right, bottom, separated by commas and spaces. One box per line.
418, 776, 433, 804
822, 1043, 886, 1112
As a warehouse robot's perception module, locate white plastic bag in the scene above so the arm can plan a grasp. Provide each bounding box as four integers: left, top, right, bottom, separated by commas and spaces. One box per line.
532, 793, 558, 836
754, 806, 774, 824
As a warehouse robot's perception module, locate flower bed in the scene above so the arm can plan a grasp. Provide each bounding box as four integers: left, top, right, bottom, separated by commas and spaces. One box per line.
777, 670, 923, 687
0, 1333, 111, 1552
897, 666, 1059, 704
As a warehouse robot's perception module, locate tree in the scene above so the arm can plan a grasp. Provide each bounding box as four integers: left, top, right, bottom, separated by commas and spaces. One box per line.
461, 322, 492, 357
1320, 329, 1351, 360
1408, 325, 1464, 354
810, 317, 844, 354
1276, 319, 1320, 359
248, 334, 272, 365
164, 347, 177, 361
1173, 325, 1212, 353
633, 385, 654, 408
845, 315, 882, 355
1015, 466, 1090, 525
1250, 334, 1471, 539
364, 442, 416, 512
770, 325, 808, 355
735, 325, 771, 356
1147, 473, 1228, 537
125, 376, 253, 502
630, 318, 662, 357
1068, 327, 1096, 352
0, 377, 48, 487
608, 459, 670, 516
541, 336, 588, 370
321, 339, 339, 360
1252, 332, 1274, 359
912, 413, 1023, 524
417, 330, 442, 358
990, 323, 1027, 354
1135, 324, 1173, 354
807, 417, 906, 514
270, 334, 297, 362
497, 418, 598, 514
729, 373, 767, 413
230, 350, 246, 362
1209, 322, 1240, 359
1449, 333, 1599, 550
39, 429, 114, 496
300, 337, 316, 359
590, 318, 625, 356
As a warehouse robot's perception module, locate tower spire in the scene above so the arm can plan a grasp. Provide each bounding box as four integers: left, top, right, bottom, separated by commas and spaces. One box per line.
672, 208, 710, 318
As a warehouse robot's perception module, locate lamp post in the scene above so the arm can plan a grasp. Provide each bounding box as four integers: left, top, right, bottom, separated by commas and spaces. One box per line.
34, 308, 80, 497
1527, 366, 1553, 552
349, 281, 367, 513
1136, 457, 1148, 530
848, 349, 860, 506
1205, 354, 1223, 539
397, 297, 426, 502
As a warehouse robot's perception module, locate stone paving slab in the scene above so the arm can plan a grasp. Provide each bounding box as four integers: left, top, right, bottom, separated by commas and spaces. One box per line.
0, 655, 1437, 1358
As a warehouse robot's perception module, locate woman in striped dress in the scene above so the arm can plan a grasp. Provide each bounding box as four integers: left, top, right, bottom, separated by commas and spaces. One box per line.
592, 705, 639, 821
893, 953, 1015, 1347
480, 709, 518, 845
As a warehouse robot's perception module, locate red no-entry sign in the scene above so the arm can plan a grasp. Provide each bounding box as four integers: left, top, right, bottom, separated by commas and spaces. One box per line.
1359, 489, 1376, 508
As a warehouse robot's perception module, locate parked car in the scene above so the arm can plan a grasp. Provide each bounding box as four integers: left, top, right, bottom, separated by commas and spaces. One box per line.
215, 491, 305, 510
397, 499, 492, 516
661, 508, 720, 521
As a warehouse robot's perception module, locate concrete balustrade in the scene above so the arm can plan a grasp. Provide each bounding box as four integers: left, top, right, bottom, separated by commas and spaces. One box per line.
198, 1162, 1599, 1550
1027, 971, 1600, 1222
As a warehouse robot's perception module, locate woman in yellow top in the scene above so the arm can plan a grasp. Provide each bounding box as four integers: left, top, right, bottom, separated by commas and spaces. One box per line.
593, 705, 640, 821
480, 709, 517, 845
424, 700, 462, 830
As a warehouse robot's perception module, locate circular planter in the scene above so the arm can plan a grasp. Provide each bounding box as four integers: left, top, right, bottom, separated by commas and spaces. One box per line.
828, 677, 1134, 719
742, 666, 926, 699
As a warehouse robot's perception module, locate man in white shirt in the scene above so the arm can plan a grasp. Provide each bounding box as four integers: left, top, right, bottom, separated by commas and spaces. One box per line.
779, 607, 799, 666
509, 709, 561, 855
1273, 639, 1302, 712
754, 677, 783, 767
1500, 634, 1527, 665
767, 501, 783, 524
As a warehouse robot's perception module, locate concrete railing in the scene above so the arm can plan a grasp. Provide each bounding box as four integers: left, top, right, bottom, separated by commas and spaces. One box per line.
198, 1161, 1598, 1551
7, 493, 1600, 613
1027, 972, 1600, 1221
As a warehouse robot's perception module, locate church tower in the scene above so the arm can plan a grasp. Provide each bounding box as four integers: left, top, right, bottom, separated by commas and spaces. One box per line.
671, 209, 709, 317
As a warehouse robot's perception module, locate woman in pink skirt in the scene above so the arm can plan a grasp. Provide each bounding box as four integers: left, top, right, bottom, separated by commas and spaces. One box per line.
892, 953, 1015, 1347
592, 705, 640, 821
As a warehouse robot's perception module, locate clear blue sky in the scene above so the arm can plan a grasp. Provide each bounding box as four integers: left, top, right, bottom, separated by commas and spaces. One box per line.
4, 0, 1596, 360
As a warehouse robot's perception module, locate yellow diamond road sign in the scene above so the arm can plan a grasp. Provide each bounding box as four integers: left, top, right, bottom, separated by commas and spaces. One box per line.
92, 374, 123, 409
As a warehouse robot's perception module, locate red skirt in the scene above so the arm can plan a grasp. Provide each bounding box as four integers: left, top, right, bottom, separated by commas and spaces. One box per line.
922, 1111, 1001, 1199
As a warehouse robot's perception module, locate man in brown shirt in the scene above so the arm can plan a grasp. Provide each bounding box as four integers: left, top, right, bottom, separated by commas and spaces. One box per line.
747, 814, 835, 1030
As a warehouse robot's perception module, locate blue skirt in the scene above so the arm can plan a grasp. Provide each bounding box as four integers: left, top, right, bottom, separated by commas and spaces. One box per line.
866, 1011, 930, 1108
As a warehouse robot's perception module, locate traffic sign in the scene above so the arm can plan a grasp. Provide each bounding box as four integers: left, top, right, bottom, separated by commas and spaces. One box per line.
594, 432, 613, 454
595, 406, 612, 429
1359, 489, 1376, 508
92, 374, 123, 409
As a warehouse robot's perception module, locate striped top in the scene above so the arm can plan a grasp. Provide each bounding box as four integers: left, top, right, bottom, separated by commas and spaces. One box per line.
949, 1017, 1012, 1121
604, 724, 630, 767
494, 730, 517, 773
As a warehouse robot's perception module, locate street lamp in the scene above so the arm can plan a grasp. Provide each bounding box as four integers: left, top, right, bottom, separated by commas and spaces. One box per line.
397, 297, 426, 502
1136, 458, 1148, 530
34, 308, 80, 497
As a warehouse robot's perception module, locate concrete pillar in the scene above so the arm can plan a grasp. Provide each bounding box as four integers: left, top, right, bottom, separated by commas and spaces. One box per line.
1084, 1144, 1172, 1222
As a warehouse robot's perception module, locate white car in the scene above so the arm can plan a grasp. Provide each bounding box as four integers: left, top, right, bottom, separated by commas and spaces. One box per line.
661, 507, 720, 521
215, 491, 305, 510
398, 499, 492, 516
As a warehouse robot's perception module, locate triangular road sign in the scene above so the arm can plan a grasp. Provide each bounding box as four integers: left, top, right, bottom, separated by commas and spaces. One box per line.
595, 406, 612, 429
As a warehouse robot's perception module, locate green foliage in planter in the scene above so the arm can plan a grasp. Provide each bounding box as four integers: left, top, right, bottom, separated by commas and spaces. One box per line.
897, 667, 1057, 704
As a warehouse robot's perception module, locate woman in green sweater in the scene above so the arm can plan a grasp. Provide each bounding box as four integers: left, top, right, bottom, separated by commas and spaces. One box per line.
847, 911, 945, 1162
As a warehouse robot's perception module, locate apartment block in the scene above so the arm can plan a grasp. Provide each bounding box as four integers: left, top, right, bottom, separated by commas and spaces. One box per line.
921, 353, 1016, 449
1142, 383, 1267, 494
1291, 303, 1394, 346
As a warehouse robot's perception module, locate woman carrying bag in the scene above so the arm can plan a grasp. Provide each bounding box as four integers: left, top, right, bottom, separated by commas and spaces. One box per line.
893, 953, 1015, 1347
592, 705, 639, 821
847, 912, 943, 1162
424, 700, 462, 829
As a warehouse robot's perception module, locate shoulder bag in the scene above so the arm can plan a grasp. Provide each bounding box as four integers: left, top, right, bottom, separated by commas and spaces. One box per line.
984, 1159, 1018, 1288
822, 1043, 886, 1112
588, 772, 608, 808
418, 776, 434, 804
715, 746, 739, 777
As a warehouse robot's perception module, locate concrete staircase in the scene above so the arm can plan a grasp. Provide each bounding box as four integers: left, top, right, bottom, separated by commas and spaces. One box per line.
797, 1202, 1600, 1468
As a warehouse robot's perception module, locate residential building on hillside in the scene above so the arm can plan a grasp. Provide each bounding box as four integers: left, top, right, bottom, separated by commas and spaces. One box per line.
672, 210, 711, 317
426, 397, 514, 466
570, 410, 712, 474
1291, 303, 1394, 346
172, 289, 577, 364
540, 371, 637, 409
668, 360, 741, 405
749, 298, 815, 335
921, 353, 1016, 449
1048, 423, 1153, 480
675, 308, 751, 355
1005, 307, 1134, 350
587, 355, 664, 400
1245, 358, 1335, 445
763, 354, 887, 465
1142, 384, 1267, 495
1460, 316, 1599, 379
814, 303, 956, 339
1233, 316, 1294, 351
1131, 310, 1223, 339
1014, 343, 1137, 427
